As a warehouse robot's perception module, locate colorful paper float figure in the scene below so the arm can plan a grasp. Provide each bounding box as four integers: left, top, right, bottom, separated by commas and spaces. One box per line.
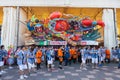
97, 20, 105, 27
43, 18, 50, 28
26, 20, 35, 32
81, 18, 93, 27
55, 20, 69, 32
49, 11, 62, 20
34, 19, 43, 33
69, 20, 80, 30
26, 12, 105, 46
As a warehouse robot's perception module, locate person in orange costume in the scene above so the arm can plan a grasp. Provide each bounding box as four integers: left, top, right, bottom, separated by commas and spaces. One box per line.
57, 47, 63, 69
72, 47, 77, 64
36, 48, 42, 70
105, 48, 110, 63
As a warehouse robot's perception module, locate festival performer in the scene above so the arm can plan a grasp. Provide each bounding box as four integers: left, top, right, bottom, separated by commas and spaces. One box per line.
91, 47, 98, 69
7, 46, 14, 69
41, 47, 46, 62
64, 46, 70, 66
80, 47, 87, 70
33, 46, 38, 63
86, 46, 91, 65
72, 47, 77, 64
15, 46, 28, 80
50, 47, 55, 69
77, 48, 82, 63
101, 47, 106, 64
46, 48, 53, 71
58, 47, 63, 69
36, 48, 42, 70
105, 48, 110, 63
23, 46, 29, 77
45, 47, 48, 68
114, 46, 119, 62
98, 46, 103, 66
0, 45, 8, 77
117, 46, 120, 69
69, 47, 73, 65
27, 47, 36, 73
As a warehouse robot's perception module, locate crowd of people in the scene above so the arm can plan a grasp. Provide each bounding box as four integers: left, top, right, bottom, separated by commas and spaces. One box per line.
0, 45, 120, 79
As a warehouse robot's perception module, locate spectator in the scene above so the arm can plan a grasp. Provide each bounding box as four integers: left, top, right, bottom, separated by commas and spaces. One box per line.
0, 45, 7, 77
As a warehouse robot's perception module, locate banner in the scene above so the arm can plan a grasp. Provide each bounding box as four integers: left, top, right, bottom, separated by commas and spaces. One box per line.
39, 41, 49, 45
80, 41, 99, 45
49, 41, 67, 45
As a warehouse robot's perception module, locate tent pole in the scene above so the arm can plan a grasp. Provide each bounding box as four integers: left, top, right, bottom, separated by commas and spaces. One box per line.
16, 6, 20, 47
113, 8, 118, 46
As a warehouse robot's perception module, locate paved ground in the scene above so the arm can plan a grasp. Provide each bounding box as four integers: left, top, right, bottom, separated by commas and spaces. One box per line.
1, 62, 120, 80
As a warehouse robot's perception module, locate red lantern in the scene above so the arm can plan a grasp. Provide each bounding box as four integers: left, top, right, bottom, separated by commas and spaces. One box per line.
55, 20, 69, 32
97, 20, 105, 27
49, 12, 62, 20
81, 19, 93, 27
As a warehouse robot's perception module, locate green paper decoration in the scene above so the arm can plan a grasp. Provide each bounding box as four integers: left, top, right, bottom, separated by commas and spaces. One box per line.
31, 15, 36, 22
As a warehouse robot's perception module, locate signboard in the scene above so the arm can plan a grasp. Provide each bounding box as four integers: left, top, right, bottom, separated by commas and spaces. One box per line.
80, 41, 99, 45
39, 41, 49, 45
49, 41, 67, 45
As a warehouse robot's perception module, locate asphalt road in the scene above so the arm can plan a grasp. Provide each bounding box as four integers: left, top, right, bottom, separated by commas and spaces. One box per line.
0, 62, 120, 80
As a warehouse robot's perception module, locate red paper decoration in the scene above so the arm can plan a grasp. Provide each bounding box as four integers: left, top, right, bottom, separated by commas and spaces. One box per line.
97, 20, 105, 27
49, 11, 62, 20
55, 20, 69, 31
81, 19, 93, 27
